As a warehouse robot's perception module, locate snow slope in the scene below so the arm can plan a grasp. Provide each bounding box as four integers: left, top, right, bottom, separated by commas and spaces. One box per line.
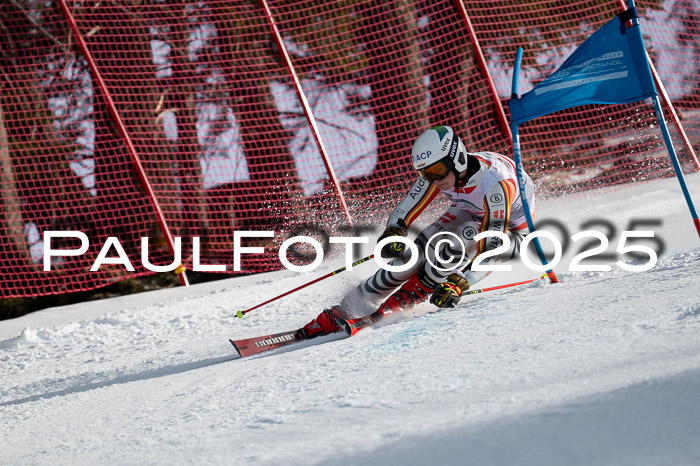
1, 173, 699, 466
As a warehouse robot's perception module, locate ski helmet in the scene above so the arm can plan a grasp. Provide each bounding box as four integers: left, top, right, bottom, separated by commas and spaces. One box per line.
411, 126, 468, 183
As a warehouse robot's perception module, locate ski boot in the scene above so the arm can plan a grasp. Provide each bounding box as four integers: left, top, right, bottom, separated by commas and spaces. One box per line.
297, 306, 343, 339
375, 273, 433, 316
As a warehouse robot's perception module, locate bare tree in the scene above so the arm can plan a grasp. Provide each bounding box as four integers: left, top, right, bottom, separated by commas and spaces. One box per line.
356, 0, 430, 182
0, 102, 31, 268
0, 0, 100, 279
219, 1, 307, 235
424, 0, 474, 146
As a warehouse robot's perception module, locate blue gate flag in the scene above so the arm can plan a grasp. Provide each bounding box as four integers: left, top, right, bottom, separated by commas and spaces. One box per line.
509, 8, 657, 125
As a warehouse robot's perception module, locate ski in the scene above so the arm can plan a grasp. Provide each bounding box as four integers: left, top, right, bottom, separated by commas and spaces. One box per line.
230, 328, 346, 358
231, 310, 379, 357
335, 310, 390, 336
230, 330, 304, 358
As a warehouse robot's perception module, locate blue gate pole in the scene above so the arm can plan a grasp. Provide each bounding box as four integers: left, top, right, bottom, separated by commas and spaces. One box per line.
510, 47, 559, 282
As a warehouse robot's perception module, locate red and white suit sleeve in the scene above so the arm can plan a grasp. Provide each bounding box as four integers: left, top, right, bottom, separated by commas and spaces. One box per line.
386, 177, 441, 230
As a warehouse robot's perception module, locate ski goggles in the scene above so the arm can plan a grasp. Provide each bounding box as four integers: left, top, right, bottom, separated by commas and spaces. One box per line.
418, 158, 453, 182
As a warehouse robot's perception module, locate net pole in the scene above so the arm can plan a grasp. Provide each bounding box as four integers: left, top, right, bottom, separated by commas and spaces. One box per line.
650, 94, 700, 237
454, 0, 512, 147
615, 0, 700, 171
258, 0, 354, 226
622, 0, 700, 237
57, 0, 189, 286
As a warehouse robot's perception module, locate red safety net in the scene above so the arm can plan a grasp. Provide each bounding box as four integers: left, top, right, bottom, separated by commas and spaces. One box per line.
1, 0, 698, 298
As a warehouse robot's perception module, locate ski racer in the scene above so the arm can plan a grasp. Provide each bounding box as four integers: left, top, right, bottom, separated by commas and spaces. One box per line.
299, 125, 536, 338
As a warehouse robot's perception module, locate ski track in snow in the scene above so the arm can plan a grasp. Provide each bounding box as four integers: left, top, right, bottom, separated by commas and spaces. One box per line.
1, 174, 699, 465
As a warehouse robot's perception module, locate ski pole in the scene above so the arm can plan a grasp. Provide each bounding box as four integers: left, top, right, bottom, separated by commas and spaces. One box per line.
463, 273, 548, 296
236, 254, 375, 318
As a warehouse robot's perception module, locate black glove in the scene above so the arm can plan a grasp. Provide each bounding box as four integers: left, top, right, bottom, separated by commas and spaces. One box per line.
430, 274, 469, 308
378, 225, 406, 258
